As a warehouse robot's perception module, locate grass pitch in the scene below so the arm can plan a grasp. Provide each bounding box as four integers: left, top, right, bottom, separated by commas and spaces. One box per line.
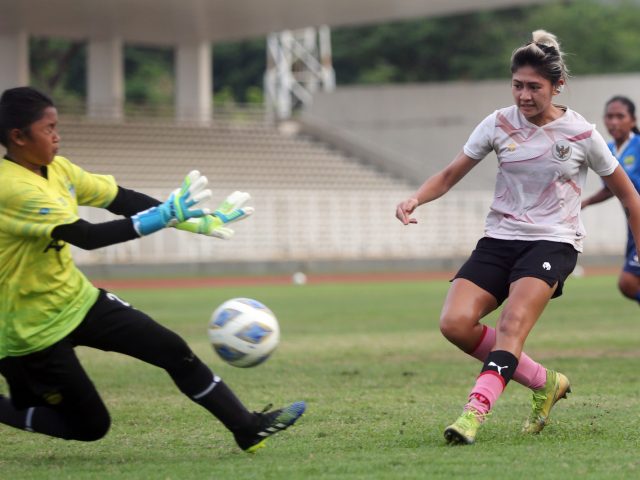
1, 274, 639, 479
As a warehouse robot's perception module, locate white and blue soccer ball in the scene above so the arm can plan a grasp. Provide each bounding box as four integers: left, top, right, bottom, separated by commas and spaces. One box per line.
208, 298, 280, 368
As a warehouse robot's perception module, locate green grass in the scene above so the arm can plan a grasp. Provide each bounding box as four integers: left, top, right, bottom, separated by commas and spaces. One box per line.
2, 275, 640, 479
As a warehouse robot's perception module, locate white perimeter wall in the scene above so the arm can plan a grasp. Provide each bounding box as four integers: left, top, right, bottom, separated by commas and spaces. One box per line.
75, 189, 487, 265
74, 187, 624, 266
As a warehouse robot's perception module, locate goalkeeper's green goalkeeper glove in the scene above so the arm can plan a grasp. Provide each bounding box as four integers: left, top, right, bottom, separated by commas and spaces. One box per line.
132, 171, 211, 236
175, 191, 254, 239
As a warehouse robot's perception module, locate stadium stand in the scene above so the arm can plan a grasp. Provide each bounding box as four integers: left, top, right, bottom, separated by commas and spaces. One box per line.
58, 117, 409, 191
63, 114, 488, 270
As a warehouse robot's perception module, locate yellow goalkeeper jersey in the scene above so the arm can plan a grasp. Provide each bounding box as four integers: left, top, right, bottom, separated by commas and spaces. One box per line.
0, 156, 118, 358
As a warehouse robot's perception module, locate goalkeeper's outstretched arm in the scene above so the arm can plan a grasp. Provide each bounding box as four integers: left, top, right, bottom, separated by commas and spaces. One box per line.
106, 186, 162, 216
52, 171, 212, 249
104, 187, 254, 240
56, 171, 254, 247
52, 218, 140, 250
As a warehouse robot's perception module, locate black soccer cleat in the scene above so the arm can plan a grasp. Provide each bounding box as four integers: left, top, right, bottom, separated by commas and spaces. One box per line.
234, 401, 306, 453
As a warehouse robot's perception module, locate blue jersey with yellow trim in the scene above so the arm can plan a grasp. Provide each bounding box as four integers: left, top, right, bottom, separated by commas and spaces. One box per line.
609, 134, 640, 193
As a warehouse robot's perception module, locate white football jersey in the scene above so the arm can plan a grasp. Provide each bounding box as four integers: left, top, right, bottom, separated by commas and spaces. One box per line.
463, 105, 618, 252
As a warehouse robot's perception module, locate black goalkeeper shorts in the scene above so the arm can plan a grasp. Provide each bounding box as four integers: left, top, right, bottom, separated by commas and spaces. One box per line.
0, 289, 194, 411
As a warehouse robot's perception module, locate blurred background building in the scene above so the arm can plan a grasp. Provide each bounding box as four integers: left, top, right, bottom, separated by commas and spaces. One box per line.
0, 0, 636, 276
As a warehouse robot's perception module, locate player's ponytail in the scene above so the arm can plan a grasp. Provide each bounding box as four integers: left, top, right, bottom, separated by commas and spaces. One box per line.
0, 87, 54, 147
511, 30, 569, 89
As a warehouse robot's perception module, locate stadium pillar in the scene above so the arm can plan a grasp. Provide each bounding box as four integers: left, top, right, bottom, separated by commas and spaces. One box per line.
0, 30, 29, 91
175, 41, 212, 124
88, 37, 124, 120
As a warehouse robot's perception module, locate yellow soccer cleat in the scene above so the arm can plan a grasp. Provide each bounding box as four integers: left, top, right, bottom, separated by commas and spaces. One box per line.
444, 409, 485, 445
523, 369, 571, 434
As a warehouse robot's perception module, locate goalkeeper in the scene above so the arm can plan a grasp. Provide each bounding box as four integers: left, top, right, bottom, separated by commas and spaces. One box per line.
0, 87, 305, 452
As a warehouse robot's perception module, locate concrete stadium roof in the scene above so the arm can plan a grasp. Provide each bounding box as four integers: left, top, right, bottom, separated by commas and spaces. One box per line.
0, 0, 550, 45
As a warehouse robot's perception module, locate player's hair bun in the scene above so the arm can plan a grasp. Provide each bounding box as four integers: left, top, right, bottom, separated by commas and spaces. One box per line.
532, 30, 561, 52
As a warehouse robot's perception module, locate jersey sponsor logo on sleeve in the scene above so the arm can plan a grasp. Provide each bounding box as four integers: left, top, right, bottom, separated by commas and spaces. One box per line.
39, 207, 50, 215
552, 140, 572, 161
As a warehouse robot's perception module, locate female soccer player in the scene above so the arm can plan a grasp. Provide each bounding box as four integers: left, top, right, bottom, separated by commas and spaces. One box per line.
0, 86, 305, 452
396, 31, 640, 445
582, 96, 640, 303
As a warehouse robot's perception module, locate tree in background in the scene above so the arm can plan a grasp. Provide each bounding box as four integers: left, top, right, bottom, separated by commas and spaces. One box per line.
526, 0, 640, 75
30, 37, 86, 110
213, 39, 265, 105
29, 40, 175, 112
331, 8, 527, 83
331, 0, 640, 84
124, 47, 174, 114
27, 0, 640, 107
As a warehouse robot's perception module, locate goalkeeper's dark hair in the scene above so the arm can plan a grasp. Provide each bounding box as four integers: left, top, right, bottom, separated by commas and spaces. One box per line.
511, 30, 568, 88
606, 95, 640, 135
0, 87, 54, 147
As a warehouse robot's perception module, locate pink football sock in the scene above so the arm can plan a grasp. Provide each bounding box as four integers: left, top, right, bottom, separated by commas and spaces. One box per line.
470, 325, 546, 390
465, 372, 504, 416
466, 393, 491, 418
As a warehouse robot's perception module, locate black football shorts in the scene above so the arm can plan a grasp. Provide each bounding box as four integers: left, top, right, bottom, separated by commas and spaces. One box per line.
453, 237, 579, 305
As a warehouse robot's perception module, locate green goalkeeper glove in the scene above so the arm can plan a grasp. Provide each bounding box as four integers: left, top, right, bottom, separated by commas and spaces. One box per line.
175, 191, 254, 239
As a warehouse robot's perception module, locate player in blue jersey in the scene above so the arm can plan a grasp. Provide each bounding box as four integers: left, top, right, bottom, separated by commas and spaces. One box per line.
0, 86, 304, 452
582, 96, 640, 303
